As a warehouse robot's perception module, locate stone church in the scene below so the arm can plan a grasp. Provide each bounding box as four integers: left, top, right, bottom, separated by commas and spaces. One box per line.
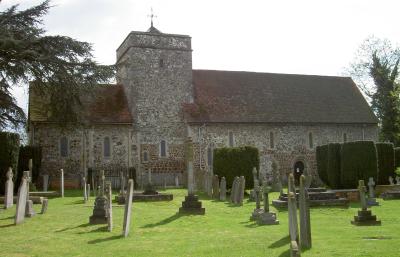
28, 25, 378, 188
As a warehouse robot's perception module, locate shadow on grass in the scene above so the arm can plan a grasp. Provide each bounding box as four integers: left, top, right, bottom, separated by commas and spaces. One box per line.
56, 223, 92, 232
269, 235, 290, 248
87, 235, 123, 244
0, 215, 14, 220
0, 223, 14, 228
141, 213, 183, 228
277, 249, 290, 257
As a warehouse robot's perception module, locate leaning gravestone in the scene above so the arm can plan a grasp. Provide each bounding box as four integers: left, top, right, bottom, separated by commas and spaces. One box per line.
220, 177, 226, 201
5, 167, 14, 209
123, 179, 134, 237
60, 169, 64, 198
212, 175, 220, 199
299, 175, 312, 249
351, 180, 381, 226
15, 177, 28, 225
40, 199, 48, 214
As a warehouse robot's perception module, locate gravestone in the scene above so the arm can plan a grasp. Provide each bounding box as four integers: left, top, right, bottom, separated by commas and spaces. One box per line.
212, 175, 220, 199
237, 176, 245, 205
351, 180, 381, 226
299, 175, 312, 249
106, 181, 113, 232
25, 200, 35, 218
15, 177, 28, 225
42, 174, 49, 192
257, 182, 279, 225
5, 167, 14, 209
60, 169, 64, 198
367, 177, 379, 206
123, 179, 134, 237
230, 177, 239, 203
396, 176, 400, 185
87, 184, 90, 201
40, 199, 48, 214
179, 161, 205, 215
143, 169, 157, 195
389, 176, 394, 185
220, 177, 226, 201
250, 185, 263, 220
83, 177, 88, 203
288, 173, 300, 256
89, 184, 109, 224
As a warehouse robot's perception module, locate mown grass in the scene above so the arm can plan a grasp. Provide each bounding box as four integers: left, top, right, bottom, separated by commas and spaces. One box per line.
0, 189, 399, 257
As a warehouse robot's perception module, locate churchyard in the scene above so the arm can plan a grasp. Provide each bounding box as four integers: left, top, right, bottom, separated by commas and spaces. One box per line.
0, 187, 400, 257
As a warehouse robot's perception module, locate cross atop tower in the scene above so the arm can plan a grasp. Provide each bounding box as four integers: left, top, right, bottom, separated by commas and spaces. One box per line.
148, 8, 157, 28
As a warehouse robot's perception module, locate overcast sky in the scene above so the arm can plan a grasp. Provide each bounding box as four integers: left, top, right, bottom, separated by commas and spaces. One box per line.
2, 0, 400, 112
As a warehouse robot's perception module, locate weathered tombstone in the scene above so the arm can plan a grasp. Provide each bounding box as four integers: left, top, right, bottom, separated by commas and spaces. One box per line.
396, 176, 400, 185
257, 182, 279, 225
389, 176, 394, 185
250, 185, 263, 220
5, 167, 14, 209
367, 177, 379, 206
25, 200, 35, 218
40, 199, 48, 214
60, 169, 64, 198
106, 182, 113, 232
42, 174, 49, 192
123, 179, 134, 237
237, 176, 245, 205
230, 176, 239, 203
299, 175, 312, 249
15, 177, 28, 225
23, 170, 35, 218
179, 159, 205, 215
212, 175, 220, 199
83, 177, 88, 203
220, 177, 226, 201
351, 180, 381, 226
89, 183, 109, 224
288, 173, 300, 256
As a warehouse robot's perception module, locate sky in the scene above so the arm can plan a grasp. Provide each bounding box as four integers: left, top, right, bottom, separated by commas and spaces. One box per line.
2, 0, 400, 113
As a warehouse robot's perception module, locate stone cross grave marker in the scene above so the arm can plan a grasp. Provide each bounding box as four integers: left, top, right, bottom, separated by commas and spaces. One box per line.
389, 176, 394, 185
299, 175, 312, 249
42, 174, 49, 192
5, 167, 14, 209
257, 181, 279, 225
212, 175, 220, 199
40, 199, 48, 214
14, 177, 28, 225
220, 177, 226, 201
60, 169, 64, 198
352, 180, 381, 226
123, 179, 134, 237
250, 184, 264, 221
23, 170, 35, 218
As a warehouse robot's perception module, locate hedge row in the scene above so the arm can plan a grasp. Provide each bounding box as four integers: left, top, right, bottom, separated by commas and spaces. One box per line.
327, 143, 341, 189
213, 146, 259, 190
316, 145, 329, 186
16, 145, 42, 190
0, 132, 20, 195
376, 143, 395, 185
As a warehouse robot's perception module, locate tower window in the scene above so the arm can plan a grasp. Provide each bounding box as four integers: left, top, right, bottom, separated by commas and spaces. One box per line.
309, 132, 314, 149
159, 58, 164, 68
269, 131, 275, 149
228, 132, 234, 147
103, 137, 111, 158
60, 137, 68, 157
160, 140, 167, 157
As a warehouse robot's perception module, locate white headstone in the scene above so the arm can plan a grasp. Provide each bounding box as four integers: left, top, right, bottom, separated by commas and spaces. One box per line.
122, 179, 134, 237
60, 169, 64, 197
5, 167, 14, 209
14, 178, 28, 225
389, 176, 394, 185
396, 176, 400, 185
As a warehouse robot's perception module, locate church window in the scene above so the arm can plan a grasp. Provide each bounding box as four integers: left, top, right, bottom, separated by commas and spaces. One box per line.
207, 146, 213, 167
103, 137, 111, 158
60, 137, 68, 157
160, 140, 167, 157
159, 58, 164, 68
343, 133, 347, 143
142, 151, 149, 163
269, 131, 275, 149
228, 132, 234, 147
308, 132, 314, 149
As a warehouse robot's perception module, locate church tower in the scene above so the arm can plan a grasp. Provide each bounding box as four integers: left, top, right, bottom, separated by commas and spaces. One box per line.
116, 24, 193, 179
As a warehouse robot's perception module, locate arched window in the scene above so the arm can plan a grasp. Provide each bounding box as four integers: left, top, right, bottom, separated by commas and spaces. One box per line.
308, 132, 314, 149
60, 137, 68, 157
160, 140, 167, 157
103, 137, 111, 158
269, 131, 275, 149
143, 151, 149, 163
228, 132, 234, 147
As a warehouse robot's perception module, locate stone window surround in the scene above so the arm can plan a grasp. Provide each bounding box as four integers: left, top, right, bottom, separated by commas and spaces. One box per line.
103, 136, 112, 159
291, 156, 308, 175
160, 139, 168, 158
59, 136, 69, 158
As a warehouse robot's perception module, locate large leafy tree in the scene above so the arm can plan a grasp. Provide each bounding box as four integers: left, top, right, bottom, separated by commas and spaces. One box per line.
0, 1, 115, 130
348, 37, 400, 145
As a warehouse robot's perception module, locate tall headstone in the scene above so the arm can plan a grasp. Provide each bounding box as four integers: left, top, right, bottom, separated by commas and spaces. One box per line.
60, 169, 64, 198
106, 181, 113, 232
14, 177, 28, 225
351, 180, 381, 226
389, 176, 394, 185
230, 177, 239, 203
123, 179, 134, 237
24, 170, 35, 218
237, 176, 245, 205
220, 177, 226, 201
367, 177, 379, 206
299, 175, 312, 249
204, 170, 209, 192
207, 171, 213, 197
288, 173, 300, 256
5, 167, 14, 209
42, 174, 49, 192
83, 177, 88, 203
212, 175, 220, 199
179, 160, 205, 215
40, 199, 48, 214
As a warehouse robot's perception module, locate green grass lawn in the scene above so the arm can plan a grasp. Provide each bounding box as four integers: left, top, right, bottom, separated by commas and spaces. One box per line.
0, 189, 399, 257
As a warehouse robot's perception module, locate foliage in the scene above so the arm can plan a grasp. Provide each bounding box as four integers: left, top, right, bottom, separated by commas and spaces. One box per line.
348, 37, 400, 145
395, 167, 400, 176
213, 146, 259, 190
376, 142, 395, 185
316, 145, 329, 185
340, 141, 378, 188
327, 143, 342, 189
0, 132, 20, 194
16, 145, 42, 190
395, 147, 400, 169
0, 1, 115, 128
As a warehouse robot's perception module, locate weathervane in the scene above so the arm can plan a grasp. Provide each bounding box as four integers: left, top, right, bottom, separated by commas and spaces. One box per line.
148, 8, 157, 28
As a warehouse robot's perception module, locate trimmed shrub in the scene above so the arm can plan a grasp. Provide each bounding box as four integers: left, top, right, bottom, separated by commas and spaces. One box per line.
327, 143, 342, 189
213, 146, 259, 190
0, 132, 20, 195
16, 145, 42, 191
395, 147, 400, 169
316, 145, 329, 185
376, 143, 395, 185
340, 141, 378, 188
